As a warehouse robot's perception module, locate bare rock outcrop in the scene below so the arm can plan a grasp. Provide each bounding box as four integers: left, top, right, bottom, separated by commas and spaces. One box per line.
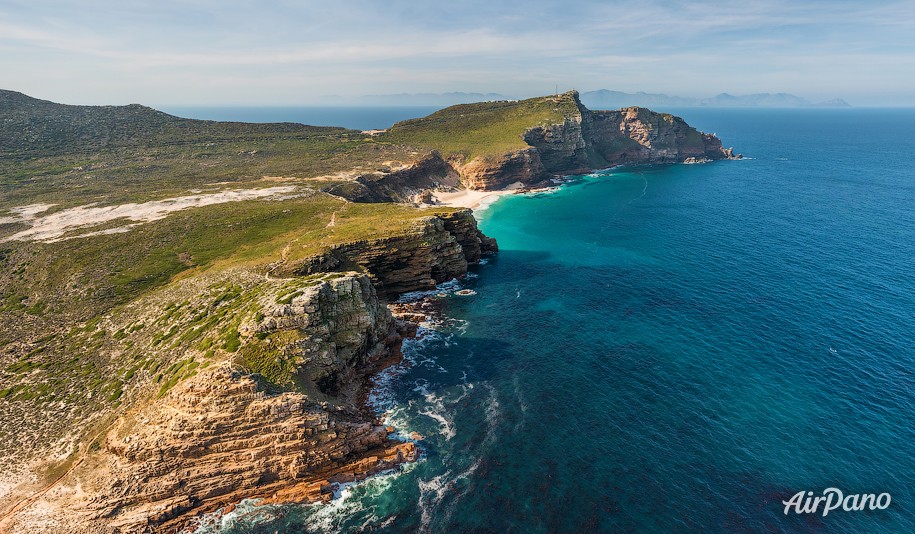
437, 209, 498, 264
582, 106, 732, 165
90, 364, 415, 532
521, 93, 739, 179
244, 274, 403, 394
449, 148, 547, 190
293, 209, 496, 297
522, 115, 590, 173
43, 273, 419, 533
324, 151, 460, 203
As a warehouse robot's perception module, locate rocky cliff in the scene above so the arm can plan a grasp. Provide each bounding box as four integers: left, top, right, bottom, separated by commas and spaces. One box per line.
0, 210, 494, 533
323, 151, 461, 203
290, 209, 496, 297
449, 148, 546, 190
504, 92, 739, 189
2, 274, 418, 533
581, 106, 735, 165
353, 92, 740, 195
81, 275, 415, 532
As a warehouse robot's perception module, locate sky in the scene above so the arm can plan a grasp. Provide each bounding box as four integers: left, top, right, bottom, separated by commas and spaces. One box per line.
1, 0, 914, 106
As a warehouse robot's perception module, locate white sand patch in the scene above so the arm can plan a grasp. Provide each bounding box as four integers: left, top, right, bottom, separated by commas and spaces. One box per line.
1, 186, 298, 243
432, 182, 522, 210
0, 203, 56, 225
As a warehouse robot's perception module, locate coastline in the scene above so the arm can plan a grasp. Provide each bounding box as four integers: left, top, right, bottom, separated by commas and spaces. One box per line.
0, 91, 743, 532
432, 182, 523, 210
179, 265, 489, 532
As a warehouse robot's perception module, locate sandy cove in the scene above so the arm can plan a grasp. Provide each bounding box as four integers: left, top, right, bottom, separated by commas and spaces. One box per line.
432, 181, 523, 210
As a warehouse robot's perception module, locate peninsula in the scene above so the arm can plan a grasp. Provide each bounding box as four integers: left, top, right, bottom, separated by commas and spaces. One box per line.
0, 89, 736, 532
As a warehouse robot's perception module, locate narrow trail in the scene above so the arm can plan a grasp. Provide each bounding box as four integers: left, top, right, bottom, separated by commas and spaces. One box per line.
0, 458, 84, 532
0, 406, 141, 531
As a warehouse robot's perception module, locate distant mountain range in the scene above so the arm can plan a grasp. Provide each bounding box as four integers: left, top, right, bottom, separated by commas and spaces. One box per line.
320, 90, 850, 109
580, 90, 850, 109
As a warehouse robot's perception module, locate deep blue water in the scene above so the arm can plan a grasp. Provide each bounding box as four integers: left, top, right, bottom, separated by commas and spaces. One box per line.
197, 109, 915, 533
160, 106, 441, 130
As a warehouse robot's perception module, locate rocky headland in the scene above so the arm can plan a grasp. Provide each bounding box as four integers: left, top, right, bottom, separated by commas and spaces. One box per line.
0, 210, 493, 533
0, 89, 732, 533
345, 91, 740, 198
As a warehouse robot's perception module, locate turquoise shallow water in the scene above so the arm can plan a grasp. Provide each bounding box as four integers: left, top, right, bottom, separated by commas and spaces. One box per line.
197, 109, 915, 533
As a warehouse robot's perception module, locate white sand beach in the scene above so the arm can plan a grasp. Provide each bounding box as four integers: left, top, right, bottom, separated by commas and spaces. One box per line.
433, 182, 523, 210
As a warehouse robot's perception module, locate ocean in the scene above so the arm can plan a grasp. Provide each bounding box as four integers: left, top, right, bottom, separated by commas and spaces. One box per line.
191, 108, 915, 532
160, 106, 441, 130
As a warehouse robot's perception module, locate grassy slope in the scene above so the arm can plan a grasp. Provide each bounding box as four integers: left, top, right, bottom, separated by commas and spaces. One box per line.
0, 91, 583, 469
379, 93, 581, 160
0, 90, 414, 211
0, 191, 460, 468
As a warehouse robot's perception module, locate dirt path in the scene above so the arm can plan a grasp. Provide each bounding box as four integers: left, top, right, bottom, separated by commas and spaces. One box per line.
0, 459, 83, 532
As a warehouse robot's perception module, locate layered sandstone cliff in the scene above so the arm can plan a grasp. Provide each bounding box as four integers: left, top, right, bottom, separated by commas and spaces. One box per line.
449, 148, 546, 190
1, 212, 494, 533
324, 151, 461, 203
330, 92, 739, 197
290, 209, 496, 297
86, 275, 414, 532
492, 92, 739, 189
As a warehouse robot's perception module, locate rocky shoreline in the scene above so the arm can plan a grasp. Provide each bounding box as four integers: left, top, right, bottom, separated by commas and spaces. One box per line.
0, 210, 495, 534
0, 90, 738, 533
325, 91, 741, 207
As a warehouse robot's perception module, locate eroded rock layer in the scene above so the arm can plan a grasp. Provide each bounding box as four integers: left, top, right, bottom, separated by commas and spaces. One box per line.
1, 207, 494, 532
93, 364, 415, 532
326, 92, 739, 199
499, 93, 740, 188
324, 151, 461, 203
450, 148, 547, 190
292, 209, 496, 297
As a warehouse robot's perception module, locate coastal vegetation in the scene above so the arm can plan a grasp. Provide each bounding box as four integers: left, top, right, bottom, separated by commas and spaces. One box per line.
0, 87, 731, 531
380, 94, 579, 159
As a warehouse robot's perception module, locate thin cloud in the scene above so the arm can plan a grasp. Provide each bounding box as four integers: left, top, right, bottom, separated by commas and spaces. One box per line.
0, 0, 913, 105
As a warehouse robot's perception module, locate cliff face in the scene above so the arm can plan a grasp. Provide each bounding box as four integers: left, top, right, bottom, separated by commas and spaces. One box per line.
292, 209, 496, 297
450, 148, 546, 190
380, 92, 737, 195
324, 151, 461, 203
78, 274, 416, 532
583, 107, 731, 165
437, 209, 498, 264
522, 116, 590, 174
92, 366, 415, 532
242, 275, 401, 394
0, 210, 495, 533
505, 93, 738, 188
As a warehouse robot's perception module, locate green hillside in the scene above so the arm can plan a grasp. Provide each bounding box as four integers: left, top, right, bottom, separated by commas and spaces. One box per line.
0, 90, 419, 211
0, 89, 345, 155
380, 93, 581, 159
